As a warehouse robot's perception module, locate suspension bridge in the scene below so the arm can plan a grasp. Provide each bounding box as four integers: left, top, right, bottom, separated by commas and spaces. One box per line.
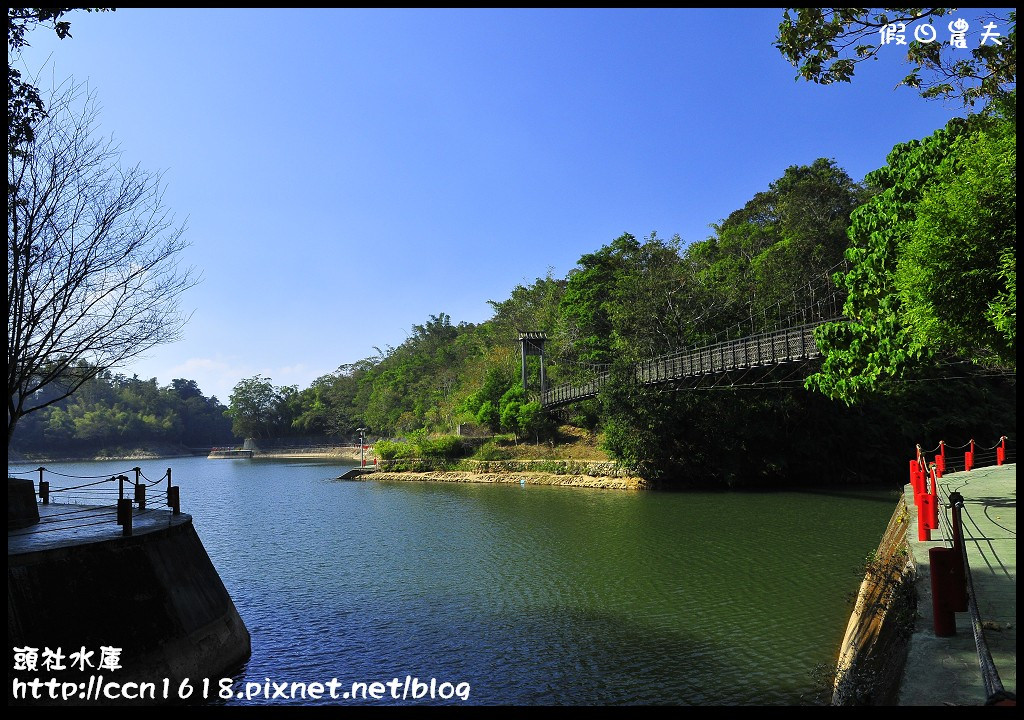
535, 262, 849, 408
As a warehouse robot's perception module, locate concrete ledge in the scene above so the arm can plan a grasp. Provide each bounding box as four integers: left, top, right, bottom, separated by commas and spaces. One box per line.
9, 513, 251, 704
8, 478, 39, 530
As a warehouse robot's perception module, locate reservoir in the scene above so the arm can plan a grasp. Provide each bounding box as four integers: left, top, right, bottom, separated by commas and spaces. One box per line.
8, 456, 899, 705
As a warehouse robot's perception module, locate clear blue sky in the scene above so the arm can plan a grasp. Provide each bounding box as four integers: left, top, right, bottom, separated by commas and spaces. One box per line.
15, 8, 996, 403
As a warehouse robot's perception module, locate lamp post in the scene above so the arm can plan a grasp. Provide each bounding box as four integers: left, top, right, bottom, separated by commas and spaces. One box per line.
356, 427, 365, 467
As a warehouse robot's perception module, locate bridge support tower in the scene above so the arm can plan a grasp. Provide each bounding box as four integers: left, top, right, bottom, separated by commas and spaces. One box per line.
518, 331, 548, 396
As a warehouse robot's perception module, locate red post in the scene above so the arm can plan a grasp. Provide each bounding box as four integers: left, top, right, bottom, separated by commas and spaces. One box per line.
965, 450, 974, 472
939, 441, 946, 475
918, 494, 932, 541
996, 436, 1006, 466
929, 547, 958, 636
933, 454, 943, 478
929, 466, 940, 529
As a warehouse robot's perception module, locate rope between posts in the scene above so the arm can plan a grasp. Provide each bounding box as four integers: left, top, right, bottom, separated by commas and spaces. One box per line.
15, 464, 182, 535
48, 477, 119, 493
35, 468, 135, 479
31, 509, 117, 524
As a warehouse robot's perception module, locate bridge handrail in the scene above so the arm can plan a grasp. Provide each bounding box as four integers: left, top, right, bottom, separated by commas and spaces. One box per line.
542, 320, 836, 407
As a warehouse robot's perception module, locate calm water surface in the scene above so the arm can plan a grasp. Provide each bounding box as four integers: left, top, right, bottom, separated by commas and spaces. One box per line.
9, 456, 899, 705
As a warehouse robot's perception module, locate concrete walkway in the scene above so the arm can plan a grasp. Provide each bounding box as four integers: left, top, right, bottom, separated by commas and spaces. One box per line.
898, 463, 1016, 706
8, 502, 190, 555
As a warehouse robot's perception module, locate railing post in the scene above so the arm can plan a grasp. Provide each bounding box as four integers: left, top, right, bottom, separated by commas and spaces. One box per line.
965, 439, 975, 472
118, 498, 133, 536
134, 479, 146, 511
938, 441, 946, 475
37, 467, 49, 505
928, 465, 940, 530
116, 475, 131, 534
996, 436, 1006, 466
167, 468, 179, 515
914, 446, 931, 541
929, 546, 958, 636
947, 492, 968, 612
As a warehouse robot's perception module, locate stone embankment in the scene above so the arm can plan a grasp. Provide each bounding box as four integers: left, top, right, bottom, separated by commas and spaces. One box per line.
354, 459, 648, 490
831, 495, 917, 705
368, 470, 648, 490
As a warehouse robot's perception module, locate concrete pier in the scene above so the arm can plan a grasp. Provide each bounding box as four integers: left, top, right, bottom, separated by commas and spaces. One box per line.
8, 501, 251, 704
897, 464, 1016, 705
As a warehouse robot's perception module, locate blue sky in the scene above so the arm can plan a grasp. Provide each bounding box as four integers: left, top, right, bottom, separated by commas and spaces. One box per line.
14, 8, 999, 403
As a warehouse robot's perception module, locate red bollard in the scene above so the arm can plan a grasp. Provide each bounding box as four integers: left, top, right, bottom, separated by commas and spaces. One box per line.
918, 494, 933, 541
929, 547, 958, 636
929, 467, 940, 529
965, 450, 974, 472
939, 441, 946, 475
910, 458, 927, 495
996, 437, 1006, 466
933, 455, 943, 478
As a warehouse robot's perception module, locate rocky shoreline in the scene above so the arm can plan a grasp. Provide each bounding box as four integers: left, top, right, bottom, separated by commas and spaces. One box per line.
357, 470, 650, 490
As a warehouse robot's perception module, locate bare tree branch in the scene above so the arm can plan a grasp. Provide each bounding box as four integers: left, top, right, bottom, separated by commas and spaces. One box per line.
7, 79, 198, 445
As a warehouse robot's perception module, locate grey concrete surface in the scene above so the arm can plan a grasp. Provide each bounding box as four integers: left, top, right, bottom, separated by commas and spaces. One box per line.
898, 463, 1016, 706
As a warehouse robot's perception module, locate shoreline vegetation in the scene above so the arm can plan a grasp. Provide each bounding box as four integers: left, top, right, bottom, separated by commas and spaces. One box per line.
8, 427, 654, 490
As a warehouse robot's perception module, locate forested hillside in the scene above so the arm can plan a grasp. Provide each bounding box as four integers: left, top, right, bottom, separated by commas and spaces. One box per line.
16, 104, 1014, 483
219, 103, 1015, 487
10, 372, 234, 457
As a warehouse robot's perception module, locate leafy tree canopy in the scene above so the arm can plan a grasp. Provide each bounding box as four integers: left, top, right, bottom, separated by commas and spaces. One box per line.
775, 8, 1015, 107
807, 99, 1016, 404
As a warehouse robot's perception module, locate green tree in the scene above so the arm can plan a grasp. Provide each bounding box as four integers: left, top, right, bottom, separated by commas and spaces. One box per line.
807, 105, 1015, 404
775, 8, 1015, 107
898, 116, 1015, 364
226, 375, 283, 440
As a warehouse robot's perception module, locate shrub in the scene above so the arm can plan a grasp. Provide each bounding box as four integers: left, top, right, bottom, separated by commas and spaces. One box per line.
474, 442, 512, 461
417, 434, 466, 459
375, 439, 417, 460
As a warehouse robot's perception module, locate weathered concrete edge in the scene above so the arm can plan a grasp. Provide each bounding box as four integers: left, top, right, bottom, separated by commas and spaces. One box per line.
832, 493, 916, 705
8, 517, 251, 705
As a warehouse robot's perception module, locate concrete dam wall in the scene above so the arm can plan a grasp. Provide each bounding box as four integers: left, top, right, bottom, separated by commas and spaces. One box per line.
9, 511, 251, 705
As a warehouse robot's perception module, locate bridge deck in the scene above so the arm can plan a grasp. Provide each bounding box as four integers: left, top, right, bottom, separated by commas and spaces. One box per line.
543, 322, 825, 407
